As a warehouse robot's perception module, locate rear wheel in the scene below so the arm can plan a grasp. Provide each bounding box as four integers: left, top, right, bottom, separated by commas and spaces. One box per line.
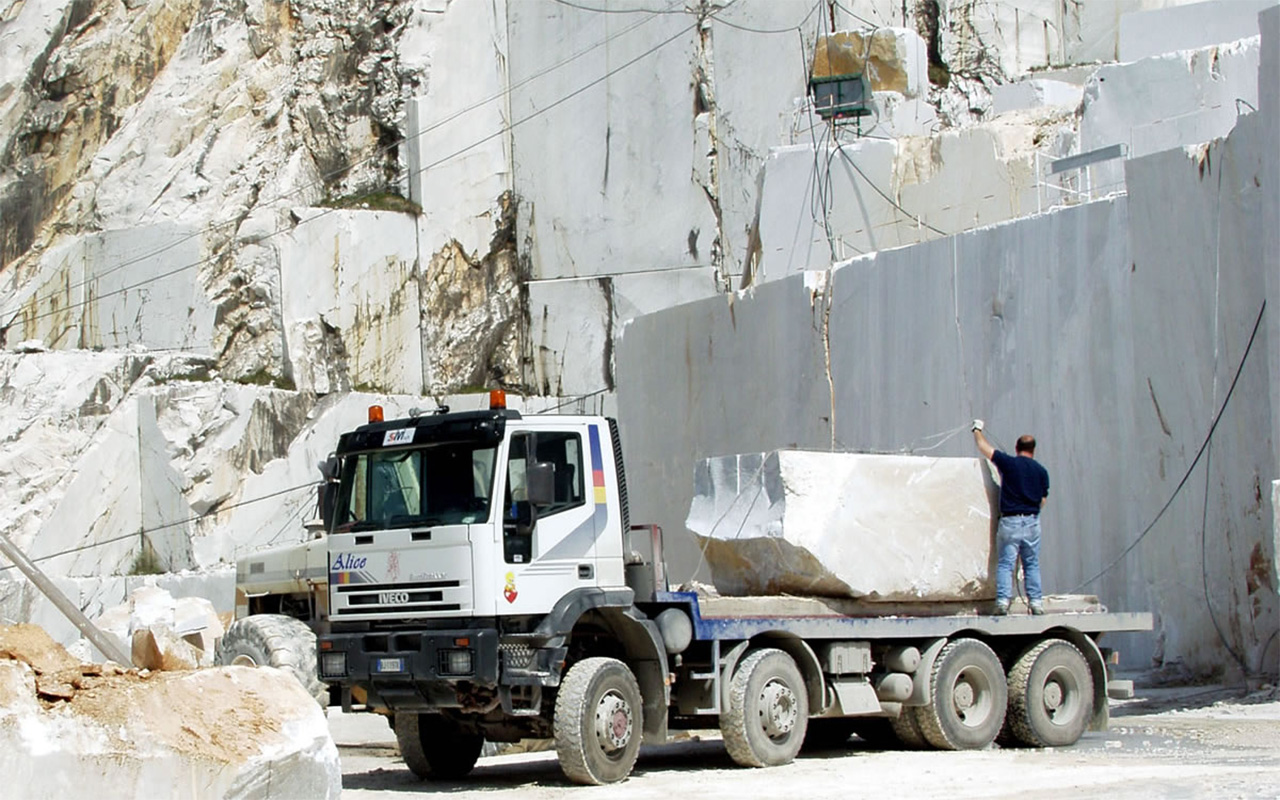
721, 648, 809, 767
394, 713, 484, 780
1006, 639, 1094, 747
916, 639, 1007, 750
554, 657, 645, 785
889, 707, 929, 748
214, 614, 327, 707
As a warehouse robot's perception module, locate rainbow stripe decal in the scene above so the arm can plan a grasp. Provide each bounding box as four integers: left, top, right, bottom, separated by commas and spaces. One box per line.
589, 426, 606, 504
589, 425, 608, 531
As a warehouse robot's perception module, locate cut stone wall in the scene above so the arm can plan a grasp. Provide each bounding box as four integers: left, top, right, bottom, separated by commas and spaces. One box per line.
1119, 0, 1278, 62
756, 111, 1074, 283
617, 123, 1277, 673
1080, 36, 1261, 197
280, 208, 421, 394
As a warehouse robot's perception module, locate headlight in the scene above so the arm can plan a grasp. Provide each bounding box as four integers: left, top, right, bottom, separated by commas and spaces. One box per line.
320, 651, 348, 679
438, 648, 473, 676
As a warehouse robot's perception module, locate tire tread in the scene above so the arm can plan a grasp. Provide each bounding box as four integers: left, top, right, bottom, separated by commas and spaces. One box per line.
720, 648, 808, 768
554, 657, 643, 785
916, 639, 1006, 751
1007, 639, 1092, 748
215, 614, 327, 706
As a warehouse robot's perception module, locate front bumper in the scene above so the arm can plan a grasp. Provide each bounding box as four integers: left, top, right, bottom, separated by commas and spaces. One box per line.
319, 627, 499, 706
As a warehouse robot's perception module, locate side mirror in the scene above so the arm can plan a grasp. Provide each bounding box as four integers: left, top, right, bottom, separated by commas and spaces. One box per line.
318, 456, 340, 481
526, 462, 555, 507
320, 482, 340, 533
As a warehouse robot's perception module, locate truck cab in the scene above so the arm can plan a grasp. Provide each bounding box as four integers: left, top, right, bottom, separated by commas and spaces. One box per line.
317, 393, 668, 782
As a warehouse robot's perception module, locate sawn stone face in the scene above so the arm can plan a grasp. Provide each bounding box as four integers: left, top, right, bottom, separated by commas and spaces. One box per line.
686, 451, 999, 602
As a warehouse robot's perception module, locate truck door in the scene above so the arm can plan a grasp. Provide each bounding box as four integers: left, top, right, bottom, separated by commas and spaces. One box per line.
498, 427, 596, 612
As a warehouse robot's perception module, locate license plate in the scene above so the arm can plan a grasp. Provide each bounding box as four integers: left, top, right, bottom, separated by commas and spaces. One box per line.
378, 591, 410, 604
376, 658, 405, 673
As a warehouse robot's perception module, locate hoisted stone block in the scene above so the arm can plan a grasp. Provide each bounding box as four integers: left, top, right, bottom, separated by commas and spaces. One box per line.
686, 451, 999, 601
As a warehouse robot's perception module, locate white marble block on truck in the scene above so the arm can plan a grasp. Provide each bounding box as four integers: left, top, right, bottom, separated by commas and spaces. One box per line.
686, 451, 999, 601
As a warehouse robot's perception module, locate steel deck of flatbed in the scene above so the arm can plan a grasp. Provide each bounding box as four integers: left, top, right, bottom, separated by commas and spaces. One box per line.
654, 591, 1153, 641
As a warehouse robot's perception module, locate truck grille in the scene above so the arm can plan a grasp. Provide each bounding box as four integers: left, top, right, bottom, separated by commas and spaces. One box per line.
333, 580, 464, 617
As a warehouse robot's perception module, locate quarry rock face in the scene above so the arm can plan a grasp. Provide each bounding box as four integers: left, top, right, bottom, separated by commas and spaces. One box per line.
686, 451, 999, 601
0, 624, 340, 800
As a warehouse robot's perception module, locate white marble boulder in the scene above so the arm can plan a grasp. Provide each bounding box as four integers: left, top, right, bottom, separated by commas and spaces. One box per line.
0, 625, 340, 800
686, 451, 1000, 602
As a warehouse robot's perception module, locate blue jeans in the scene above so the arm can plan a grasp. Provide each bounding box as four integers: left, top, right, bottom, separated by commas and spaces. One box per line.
996, 514, 1041, 603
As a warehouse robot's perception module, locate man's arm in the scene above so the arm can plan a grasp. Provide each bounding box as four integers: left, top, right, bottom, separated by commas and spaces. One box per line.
972, 420, 995, 460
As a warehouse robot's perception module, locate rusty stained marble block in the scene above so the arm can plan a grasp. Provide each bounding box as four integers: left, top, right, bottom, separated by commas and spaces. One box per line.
686, 451, 1000, 602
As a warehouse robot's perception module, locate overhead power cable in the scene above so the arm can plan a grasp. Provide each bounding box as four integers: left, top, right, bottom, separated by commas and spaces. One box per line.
14, 0, 685, 308
13, 10, 704, 329
0, 481, 318, 573
549, 0, 687, 14
1071, 300, 1266, 592
833, 141, 949, 237
708, 0, 823, 35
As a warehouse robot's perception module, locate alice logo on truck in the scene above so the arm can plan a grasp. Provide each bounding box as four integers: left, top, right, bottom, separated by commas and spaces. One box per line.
331, 552, 376, 584
504, 571, 518, 603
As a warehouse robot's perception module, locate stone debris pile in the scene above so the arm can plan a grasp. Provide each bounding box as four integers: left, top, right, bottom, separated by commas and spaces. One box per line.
0, 624, 340, 800
687, 451, 999, 602
92, 584, 227, 671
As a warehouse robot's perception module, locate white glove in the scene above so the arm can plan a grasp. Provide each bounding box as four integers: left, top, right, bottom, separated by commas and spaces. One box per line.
972, 419, 984, 432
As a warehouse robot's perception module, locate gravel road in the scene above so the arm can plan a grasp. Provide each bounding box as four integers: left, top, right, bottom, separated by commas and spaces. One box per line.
333, 685, 1280, 799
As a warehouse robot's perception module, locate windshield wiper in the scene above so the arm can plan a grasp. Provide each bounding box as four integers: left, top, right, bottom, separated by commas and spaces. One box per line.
388, 515, 448, 529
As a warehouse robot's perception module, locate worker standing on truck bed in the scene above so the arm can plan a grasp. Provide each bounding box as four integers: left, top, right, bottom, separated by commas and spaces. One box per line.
971, 420, 1050, 615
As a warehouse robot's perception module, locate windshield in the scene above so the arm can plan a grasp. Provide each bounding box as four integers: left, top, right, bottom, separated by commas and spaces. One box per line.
335, 443, 497, 532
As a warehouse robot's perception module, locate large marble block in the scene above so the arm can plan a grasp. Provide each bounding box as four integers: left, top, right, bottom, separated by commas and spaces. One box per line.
686, 451, 999, 602
0, 625, 340, 799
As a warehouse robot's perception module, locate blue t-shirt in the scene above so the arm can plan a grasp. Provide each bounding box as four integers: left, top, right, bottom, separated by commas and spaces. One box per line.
992, 451, 1050, 516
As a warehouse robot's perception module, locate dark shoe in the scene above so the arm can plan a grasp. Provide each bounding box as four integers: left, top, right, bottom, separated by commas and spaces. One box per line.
994, 601, 1009, 616
1029, 602, 1045, 616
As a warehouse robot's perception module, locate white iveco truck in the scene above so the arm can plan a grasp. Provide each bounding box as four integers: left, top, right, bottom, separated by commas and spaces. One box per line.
287, 393, 1150, 785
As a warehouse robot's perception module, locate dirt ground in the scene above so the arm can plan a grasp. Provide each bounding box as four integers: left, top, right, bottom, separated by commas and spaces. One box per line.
333, 684, 1280, 799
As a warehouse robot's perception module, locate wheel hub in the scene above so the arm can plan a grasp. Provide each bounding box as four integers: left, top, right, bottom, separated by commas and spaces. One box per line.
1043, 680, 1064, 711
230, 654, 258, 668
758, 679, 798, 738
594, 690, 633, 753
953, 680, 975, 711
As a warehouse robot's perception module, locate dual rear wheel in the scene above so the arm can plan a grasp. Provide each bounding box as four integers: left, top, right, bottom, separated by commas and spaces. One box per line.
916, 636, 1094, 751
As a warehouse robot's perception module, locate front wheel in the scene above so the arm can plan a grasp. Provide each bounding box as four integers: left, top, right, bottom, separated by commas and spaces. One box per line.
916, 639, 1007, 750
554, 657, 645, 785
1006, 639, 1094, 747
721, 648, 809, 767
394, 713, 484, 780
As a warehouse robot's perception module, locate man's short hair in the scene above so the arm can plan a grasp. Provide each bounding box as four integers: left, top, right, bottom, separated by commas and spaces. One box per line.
1016, 435, 1036, 454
